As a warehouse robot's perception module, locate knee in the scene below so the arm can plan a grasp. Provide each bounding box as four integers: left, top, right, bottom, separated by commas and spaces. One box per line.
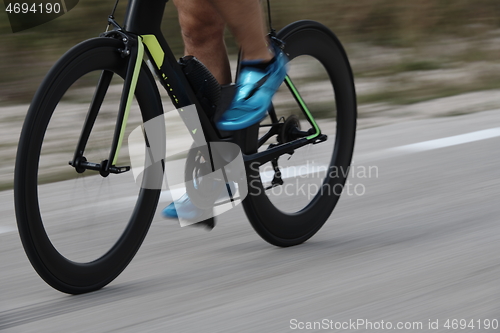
179, 16, 225, 48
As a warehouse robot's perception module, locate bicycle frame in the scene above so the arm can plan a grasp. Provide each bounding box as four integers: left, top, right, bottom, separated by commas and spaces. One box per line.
123, 0, 217, 142
75, 0, 327, 175
71, 0, 217, 174
14, 0, 357, 291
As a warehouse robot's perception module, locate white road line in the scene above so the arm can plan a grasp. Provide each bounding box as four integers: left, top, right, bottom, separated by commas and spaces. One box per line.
357, 127, 500, 162
0, 226, 16, 235
390, 127, 500, 153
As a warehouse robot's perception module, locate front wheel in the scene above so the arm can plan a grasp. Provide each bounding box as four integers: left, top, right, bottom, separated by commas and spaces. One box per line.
14, 38, 164, 294
242, 21, 357, 247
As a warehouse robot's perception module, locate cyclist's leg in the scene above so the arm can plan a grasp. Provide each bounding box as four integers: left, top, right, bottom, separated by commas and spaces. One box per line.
206, 0, 272, 62
167, 0, 271, 218
165, 0, 232, 223
174, 0, 286, 130
206, 0, 288, 131
164, 0, 286, 220
173, 0, 231, 85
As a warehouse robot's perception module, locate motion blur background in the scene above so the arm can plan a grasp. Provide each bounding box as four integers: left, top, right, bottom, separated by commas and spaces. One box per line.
1, 0, 500, 190
2, 1, 500, 331
1, 0, 500, 103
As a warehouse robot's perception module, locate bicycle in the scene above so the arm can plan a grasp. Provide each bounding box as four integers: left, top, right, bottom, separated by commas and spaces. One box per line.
14, 0, 357, 294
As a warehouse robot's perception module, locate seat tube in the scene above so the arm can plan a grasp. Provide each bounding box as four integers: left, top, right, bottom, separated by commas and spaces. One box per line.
123, 0, 168, 35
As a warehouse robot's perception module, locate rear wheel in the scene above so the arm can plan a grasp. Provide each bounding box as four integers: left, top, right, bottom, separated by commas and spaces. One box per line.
14, 38, 164, 294
242, 21, 357, 247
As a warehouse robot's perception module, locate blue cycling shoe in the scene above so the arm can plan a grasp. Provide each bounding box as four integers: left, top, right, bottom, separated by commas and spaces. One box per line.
217, 45, 288, 131
162, 183, 236, 220
162, 192, 207, 221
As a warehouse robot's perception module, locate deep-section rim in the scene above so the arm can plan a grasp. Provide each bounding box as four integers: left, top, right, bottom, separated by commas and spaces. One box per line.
242, 21, 357, 247
14, 38, 163, 294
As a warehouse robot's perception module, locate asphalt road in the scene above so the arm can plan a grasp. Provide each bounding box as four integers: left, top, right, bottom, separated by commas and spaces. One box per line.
1, 109, 500, 332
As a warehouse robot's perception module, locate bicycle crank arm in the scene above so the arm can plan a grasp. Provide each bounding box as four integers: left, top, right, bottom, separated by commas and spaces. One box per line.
243, 133, 327, 166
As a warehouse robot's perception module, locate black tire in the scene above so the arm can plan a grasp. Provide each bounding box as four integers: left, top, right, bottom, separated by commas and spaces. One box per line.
14, 38, 164, 294
242, 21, 357, 247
